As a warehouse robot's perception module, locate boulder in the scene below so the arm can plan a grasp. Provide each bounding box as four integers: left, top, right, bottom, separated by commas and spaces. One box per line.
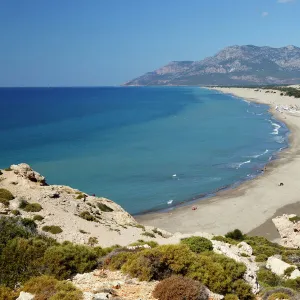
266, 256, 297, 277
16, 292, 35, 300
10, 163, 46, 185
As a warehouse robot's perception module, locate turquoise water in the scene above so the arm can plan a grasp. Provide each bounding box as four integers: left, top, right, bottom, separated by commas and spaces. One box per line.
0, 87, 288, 214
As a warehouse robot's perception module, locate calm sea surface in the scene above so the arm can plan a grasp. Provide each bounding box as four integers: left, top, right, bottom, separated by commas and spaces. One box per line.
0, 87, 288, 214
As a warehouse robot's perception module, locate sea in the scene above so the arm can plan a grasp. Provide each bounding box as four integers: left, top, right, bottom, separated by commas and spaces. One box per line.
0, 87, 289, 214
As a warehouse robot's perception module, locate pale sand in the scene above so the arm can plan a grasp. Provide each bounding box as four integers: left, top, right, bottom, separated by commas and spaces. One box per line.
136, 87, 300, 238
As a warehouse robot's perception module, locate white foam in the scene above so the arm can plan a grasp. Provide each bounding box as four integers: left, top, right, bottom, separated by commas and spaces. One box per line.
251, 149, 269, 158
167, 200, 173, 205
269, 120, 281, 135
231, 160, 251, 169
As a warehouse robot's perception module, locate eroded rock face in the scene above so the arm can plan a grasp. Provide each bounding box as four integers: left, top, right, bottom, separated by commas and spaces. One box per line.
272, 214, 300, 248
11, 163, 46, 185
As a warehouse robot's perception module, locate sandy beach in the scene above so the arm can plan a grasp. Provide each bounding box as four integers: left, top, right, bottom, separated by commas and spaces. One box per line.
136, 87, 300, 239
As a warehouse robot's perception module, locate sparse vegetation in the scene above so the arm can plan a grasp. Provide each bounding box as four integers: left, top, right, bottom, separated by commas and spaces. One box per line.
0, 188, 14, 200
0, 198, 9, 207
19, 200, 42, 212
79, 229, 88, 234
79, 211, 96, 222
76, 193, 85, 199
212, 235, 238, 245
181, 236, 213, 253
129, 239, 158, 248
42, 225, 63, 234
255, 254, 268, 262
153, 228, 163, 236
33, 215, 44, 221
284, 266, 296, 277
88, 237, 98, 246
132, 223, 145, 231
4, 167, 12, 171
152, 275, 209, 300
11, 209, 21, 216
225, 229, 244, 241
289, 216, 300, 223
97, 202, 114, 212
141, 231, 156, 238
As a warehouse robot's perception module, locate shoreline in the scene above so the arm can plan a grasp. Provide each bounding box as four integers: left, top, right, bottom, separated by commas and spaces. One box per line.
136, 87, 300, 238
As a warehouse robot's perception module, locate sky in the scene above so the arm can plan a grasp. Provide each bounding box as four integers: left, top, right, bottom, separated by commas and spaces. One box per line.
0, 0, 299, 87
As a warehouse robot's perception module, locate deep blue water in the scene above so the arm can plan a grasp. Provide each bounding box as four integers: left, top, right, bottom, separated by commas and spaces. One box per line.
0, 87, 288, 214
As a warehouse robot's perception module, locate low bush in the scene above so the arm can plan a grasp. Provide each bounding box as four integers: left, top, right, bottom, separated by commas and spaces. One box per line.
153, 228, 163, 236
76, 193, 84, 199
141, 231, 155, 238
257, 268, 283, 287
0, 188, 14, 200
87, 237, 98, 246
97, 202, 113, 212
19, 200, 42, 212
21, 218, 37, 231
79, 211, 96, 222
129, 239, 158, 248
4, 167, 12, 171
33, 215, 44, 221
289, 216, 300, 223
181, 236, 213, 253
0, 170, 2, 175
43, 243, 98, 279
152, 275, 209, 300
261, 287, 296, 300
0, 198, 9, 207
231, 279, 254, 300
224, 295, 239, 300
0, 285, 18, 300
268, 292, 291, 300
284, 266, 296, 277
132, 223, 145, 231
11, 209, 21, 216
212, 236, 238, 245
106, 251, 134, 270
284, 277, 300, 291
79, 229, 88, 234
42, 226, 63, 234
22, 275, 83, 300
255, 254, 268, 262
225, 229, 244, 241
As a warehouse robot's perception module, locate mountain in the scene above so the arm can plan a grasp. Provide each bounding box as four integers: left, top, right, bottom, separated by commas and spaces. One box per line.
124, 45, 300, 86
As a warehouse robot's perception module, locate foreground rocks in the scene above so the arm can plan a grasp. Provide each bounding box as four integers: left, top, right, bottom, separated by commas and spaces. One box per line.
272, 214, 300, 248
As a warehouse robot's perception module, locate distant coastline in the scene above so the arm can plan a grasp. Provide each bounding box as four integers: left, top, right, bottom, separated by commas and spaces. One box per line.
136, 87, 300, 239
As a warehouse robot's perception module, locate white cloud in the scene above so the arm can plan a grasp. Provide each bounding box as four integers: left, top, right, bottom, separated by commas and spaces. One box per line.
277, 0, 294, 3
262, 12, 269, 17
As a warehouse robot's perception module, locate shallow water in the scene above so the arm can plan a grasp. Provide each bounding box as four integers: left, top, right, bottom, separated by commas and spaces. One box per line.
0, 87, 288, 214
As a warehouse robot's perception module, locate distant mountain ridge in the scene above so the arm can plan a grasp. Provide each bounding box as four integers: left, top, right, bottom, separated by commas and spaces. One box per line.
124, 45, 300, 86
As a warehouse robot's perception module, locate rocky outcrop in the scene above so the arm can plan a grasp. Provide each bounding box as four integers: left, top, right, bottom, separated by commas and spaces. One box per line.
272, 214, 300, 248
0, 163, 171, 247
266, 256, 300, 279
212, 240, 260, 294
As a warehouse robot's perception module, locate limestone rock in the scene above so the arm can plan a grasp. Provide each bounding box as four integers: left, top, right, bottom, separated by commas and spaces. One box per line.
272, 214, 300, 248
237, 241, 253, 256
266, 256, 298, 277
212, 240, 260, 294
11, 163, 46, 184
17, 292, 35, 300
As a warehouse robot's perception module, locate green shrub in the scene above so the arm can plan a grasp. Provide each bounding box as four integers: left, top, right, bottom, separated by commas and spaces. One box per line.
181, 236, 213, 253
22, 275, 82, 300
244, 236, 283, 257
152, 275, 209, 300
0, 170, 2, 175
97, 202, 113, 212
106, 252, 134, 270
212, 235, 238, 245
132, 223, 145, 231
231, 279, 254, 300
0, 285, 18, 300
79, 229, 88, 234
11, 209, 20, 216
284, 266, 296, 277
129, 240, 158, 248
76, 194, 84, 199
153, 228, 163, 236
0, 188, 14, 200
257, 268, 282, 287
0, 237, 51, 287
21, 218, 37, 231
79, 211, 96, 222
19, 200, 42, 212
0, 198, 9, 207
87, 237, 98, 246
289, 216, 300, 223
4, 167, 12, 171
224, 295, 239, 300
268, 292, 291, 300
141, 231, 155, 238
42, 226, 63, 234
225, 229, 244, 241
33, 215, 44, 221
43, 243, 98, 279
284, 277, 300, 291
255, 254, 268, 262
